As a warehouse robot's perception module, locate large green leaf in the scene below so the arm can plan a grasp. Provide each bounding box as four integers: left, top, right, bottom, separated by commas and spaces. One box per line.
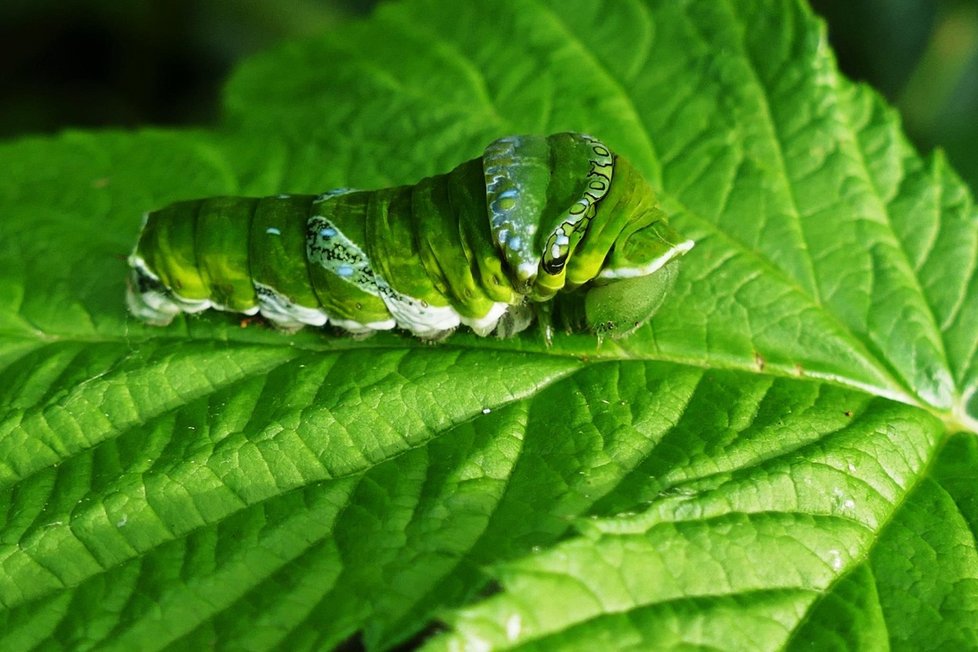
1, 0, 976, 650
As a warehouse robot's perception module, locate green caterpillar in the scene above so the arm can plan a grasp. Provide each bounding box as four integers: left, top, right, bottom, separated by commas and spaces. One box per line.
127, 133, 693, 341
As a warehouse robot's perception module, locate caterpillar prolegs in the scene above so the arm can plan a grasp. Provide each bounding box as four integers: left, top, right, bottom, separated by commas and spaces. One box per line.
127, 133, 694, 341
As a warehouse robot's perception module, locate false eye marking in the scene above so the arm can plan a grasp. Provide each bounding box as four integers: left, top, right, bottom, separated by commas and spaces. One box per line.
541, 134, 614, 275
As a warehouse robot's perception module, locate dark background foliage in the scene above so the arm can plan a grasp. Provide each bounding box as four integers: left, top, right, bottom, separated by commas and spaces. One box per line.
2, 0, 977, 191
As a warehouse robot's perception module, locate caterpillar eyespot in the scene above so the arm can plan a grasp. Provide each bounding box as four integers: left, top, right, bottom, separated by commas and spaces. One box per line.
127, 133, 694, 341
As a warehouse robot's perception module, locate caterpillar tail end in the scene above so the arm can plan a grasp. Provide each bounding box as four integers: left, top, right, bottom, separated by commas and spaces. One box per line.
126, 265, 180, 326
126, 255, 213, 326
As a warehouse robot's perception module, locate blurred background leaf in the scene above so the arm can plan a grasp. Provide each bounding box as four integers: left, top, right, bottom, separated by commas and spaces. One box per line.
4, 0, 975, 191
811, 0, 978, 194
0, 1, 378, 135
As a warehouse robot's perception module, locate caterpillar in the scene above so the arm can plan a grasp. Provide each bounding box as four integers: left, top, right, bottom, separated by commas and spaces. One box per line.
127, 133, 694, 341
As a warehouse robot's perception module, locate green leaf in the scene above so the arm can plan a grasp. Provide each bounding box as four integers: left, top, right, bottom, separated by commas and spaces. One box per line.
0, 0, 976, 650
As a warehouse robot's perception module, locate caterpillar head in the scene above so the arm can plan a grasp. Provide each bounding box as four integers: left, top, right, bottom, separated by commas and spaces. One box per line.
582, 219, 694, 338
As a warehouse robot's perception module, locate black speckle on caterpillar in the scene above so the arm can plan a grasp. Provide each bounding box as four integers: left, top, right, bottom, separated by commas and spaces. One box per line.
127, 133, 693, 341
